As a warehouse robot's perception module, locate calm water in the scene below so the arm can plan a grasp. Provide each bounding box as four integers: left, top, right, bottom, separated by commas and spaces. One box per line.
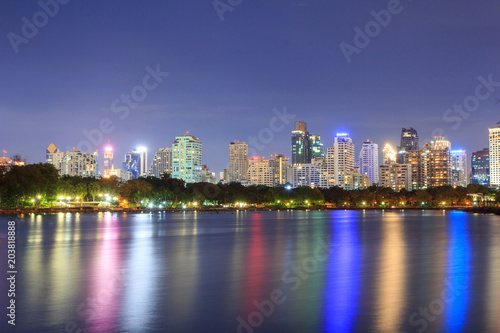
0, 210, 499, 333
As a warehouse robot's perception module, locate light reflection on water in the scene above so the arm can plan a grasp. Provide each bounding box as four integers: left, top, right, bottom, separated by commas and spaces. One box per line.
0, 210, 499, 333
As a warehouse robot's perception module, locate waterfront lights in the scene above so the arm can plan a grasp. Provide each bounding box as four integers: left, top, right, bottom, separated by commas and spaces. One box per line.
98, 193, 103, 197
148, 203, 153, 208
182, 205, 186, 209
285, 184, 293, 191
37, 195, 42, 199
193, 202, 198, 206
66, 196, 71, 200
58, 196, 64, 200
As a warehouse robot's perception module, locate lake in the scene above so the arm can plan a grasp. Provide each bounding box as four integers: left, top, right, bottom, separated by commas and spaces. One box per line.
0, 210, 499, 333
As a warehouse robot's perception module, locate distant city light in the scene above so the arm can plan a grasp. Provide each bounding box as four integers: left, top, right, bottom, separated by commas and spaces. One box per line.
105, 145, 113, 152
137, 146, 147, 152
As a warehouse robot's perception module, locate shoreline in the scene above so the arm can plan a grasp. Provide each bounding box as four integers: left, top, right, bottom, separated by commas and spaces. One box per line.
1, 206, 498, 215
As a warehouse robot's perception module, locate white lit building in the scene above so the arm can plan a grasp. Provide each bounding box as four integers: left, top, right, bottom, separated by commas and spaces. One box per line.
359, 139, 379, 185
289, 163, 321, 188
172, 134, 203, 183
489, 125, 500, 186
450, 149, 468, 187
148, 147, 172, 178
228, 141, 248, 183
247, 156, 273, 187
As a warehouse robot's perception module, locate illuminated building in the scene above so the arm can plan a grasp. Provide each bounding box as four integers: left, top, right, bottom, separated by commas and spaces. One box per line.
122, 150, 141, 180
489, 125, 500, 186
58, 148, 98, 177
289, 163, 321, 188
397, 127, 418, 163
247, 156, 273, 187
269, 154, 289, 186
228, 141, 248, 183
103, 145, 114, 177
343, 171, 371, 191
428, 137, 451, 187
450, 149, 467, 187
137, 147, 148, 177
172, 134, 202, 183
45, 143, 59, 163
379, 164, 412, 191
471, 148, 489, 186
201, 165, 217, 184
148, 147, 172, 178
326, 133, 355, 189
291, 121, 323, 164
359, 139, 379, 185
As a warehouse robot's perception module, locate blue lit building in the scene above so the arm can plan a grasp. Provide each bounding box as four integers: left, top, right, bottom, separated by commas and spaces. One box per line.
471, 148, 489, 186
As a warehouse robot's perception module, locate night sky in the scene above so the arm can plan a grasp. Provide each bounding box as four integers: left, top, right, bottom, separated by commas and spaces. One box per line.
1, 0, 499, 175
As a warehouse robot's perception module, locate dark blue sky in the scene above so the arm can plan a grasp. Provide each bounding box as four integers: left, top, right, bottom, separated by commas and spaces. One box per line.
1, 0, 499, 174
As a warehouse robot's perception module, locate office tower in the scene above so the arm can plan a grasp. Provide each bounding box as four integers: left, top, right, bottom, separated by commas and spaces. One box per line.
489, 125, 500, 186
201, 165, 217, 184
403, 145, 430, 190
228, 141, 248, 183
122, 150, 141, 180
222, 168, 229, 184
46, 143, 59, 163
54, 148, 98, 177
291, 121, 308, 164
103, 145, 114, 177
312, 157, 329, 188
359, 139, 379, 185
308, 134, 324, 160
247, 156, 273, 187
471, 148, 490, 186
450, 149, 467, 187
148, 147, 172, 178
379, 164, 412, 192
291, 122, 324, 164
382, 143, 397, 165
327, 133, 355, 189
397, 127, 419, 163
136, 147, 148, 177
268, 154, 289, 187
428, 136, 451, 187
172, 134, 202, 183
289, 163, 321, 188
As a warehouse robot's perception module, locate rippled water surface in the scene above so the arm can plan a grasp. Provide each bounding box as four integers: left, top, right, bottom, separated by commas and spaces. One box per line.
1, 210, 499, 333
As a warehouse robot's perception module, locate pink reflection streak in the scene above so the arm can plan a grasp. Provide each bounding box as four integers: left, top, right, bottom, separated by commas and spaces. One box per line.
86, 214, 123, 333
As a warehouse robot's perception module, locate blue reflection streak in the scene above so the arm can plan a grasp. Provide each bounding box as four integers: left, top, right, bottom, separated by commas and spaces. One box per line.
323, 211, 360, 332
446, 211, 470, 332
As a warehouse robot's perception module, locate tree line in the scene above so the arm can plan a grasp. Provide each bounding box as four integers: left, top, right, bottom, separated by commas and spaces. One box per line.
0, 163, 497, 208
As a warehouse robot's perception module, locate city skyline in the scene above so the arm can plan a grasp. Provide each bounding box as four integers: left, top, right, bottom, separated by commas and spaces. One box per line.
1, 1, 500, 175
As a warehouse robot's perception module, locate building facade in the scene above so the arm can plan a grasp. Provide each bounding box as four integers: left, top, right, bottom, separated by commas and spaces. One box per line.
326, 133, 355, 189
379, 164, 412, 192
247, 156, 273, 187
148, 147, 172, 178
228, 141, 248, 183
489, 125, 500, 186
172, 135, 203, 183
359, 139, 379, 185
289, 163, 321, 188
450, 149, 468, 187
471, 148, 489, 186
269, 154, 289, 187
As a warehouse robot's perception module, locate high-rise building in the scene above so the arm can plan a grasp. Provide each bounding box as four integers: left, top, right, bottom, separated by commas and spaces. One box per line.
397, 127, 419, 163
122, 150, 141, 180
291, 121, 323, 164
382, 143, 397, 165
55, 148, 98, 177
247, 156, 273, 187
46, 143, 59, 164
428, 137, 451, 187
379, 164, 412, 192
103, 145, 114, 177
450, 149, 467, 187
327, 133, 355, 189
172, 134, 202, 183
489, 125, 500, 186
269, 154, 289, 186
289, 163, 321, 188
148, 147, 172, 178
343, 171, 371, 191
291, 121, 308, 164
201, 165, 217, 184
137, 147, 148, 177
228, 141, 248, 183
471, 148, 489, 186
359, 140, 379, 185
403, 146, 430, 190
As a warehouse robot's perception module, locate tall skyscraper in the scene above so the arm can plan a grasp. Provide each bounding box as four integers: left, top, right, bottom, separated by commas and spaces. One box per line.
397, 127, 419, 163
172, 134, 202, 183
308, 134, 324, 160
46, 143, 59, 163
103, 145, 114, 177
379, 164, 412, 192
289, 163, 321, 188
471, 148, 489, 186
450, 149, 467, 187
428, 137, 451, 188
359, 139, 379, 185
269, 154, 289, 186
291, 121, 308, 165
382, 143, 397, 165
489, 125, 500, 186
50, 148, 98, 177
148, 147, 172, 178
228, 141, 248, 183
137, 147, 148, 177
122, 148, 145, 180
326, 133, 355, 188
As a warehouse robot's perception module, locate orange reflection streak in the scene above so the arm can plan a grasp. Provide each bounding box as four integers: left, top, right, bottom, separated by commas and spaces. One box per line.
86, 214, 123, 332
375, 213, 406, 332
